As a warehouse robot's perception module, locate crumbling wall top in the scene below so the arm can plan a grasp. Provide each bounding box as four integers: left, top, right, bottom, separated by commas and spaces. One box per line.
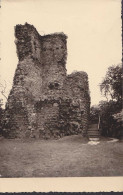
15, 23, 67, 63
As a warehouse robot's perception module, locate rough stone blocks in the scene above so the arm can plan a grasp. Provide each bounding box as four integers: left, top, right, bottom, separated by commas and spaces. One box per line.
2, 23, 90, 139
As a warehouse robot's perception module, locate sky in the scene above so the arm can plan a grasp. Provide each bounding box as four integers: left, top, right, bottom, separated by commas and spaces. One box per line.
0, 0, 122, 107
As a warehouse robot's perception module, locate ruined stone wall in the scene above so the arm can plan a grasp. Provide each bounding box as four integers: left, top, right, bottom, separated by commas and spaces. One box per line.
2, 23, 90, 139
61, 71, 90, 136
15, 23, 42, 62
40, 34, 67, 99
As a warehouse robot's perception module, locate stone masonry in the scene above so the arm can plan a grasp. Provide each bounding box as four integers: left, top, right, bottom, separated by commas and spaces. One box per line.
2, 23, 90, 139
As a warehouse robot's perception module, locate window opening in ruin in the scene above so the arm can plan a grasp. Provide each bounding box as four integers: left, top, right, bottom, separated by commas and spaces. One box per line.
54, 82, 59, 88
48, 82, 60, 90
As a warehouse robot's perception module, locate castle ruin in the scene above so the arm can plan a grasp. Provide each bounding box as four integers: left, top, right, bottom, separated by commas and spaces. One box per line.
3, 23, 90, 139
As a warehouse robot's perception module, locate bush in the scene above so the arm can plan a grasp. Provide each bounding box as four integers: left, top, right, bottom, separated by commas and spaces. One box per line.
99, 100, 122, 138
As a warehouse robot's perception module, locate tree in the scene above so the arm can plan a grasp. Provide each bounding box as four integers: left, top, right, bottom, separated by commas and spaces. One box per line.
90, 105, 100, 124
90, 101, 121, 138
98, 100, 122, 138
0, 80, 8, 100
98, 64, 122, 138
0, 79, 7, 136
100, 64, 122, 102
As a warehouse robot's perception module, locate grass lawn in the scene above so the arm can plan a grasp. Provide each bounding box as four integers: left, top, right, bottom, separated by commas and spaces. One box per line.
0, 135, 123, 177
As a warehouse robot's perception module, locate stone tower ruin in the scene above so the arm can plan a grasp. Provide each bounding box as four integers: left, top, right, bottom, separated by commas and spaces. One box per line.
2, 23, 90, 139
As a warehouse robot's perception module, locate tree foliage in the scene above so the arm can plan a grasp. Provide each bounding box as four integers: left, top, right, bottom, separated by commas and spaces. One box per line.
90, 64, 122, 138
90, 100, 122, 138
99, 100, 122, 138
100, 64, 122, 102
90, 105, 100, 124
0, 80, 8, 100
0, 79, 7, 135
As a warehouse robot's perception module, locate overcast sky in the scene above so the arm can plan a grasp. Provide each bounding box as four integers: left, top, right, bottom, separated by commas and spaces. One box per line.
0, 0, 122, 107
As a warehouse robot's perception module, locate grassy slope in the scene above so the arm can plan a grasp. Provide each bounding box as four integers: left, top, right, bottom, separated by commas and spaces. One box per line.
0, 135, 123, 177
